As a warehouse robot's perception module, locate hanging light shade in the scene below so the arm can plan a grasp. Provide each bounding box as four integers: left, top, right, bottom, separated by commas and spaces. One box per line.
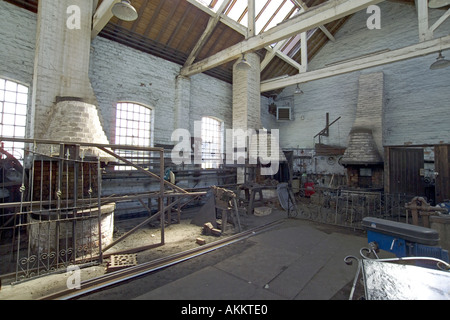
428, 0, 450, 8
430, 51, 450, 70
236, 55, 252, 70
295, 84, 304, 95
112, 0, 138, 21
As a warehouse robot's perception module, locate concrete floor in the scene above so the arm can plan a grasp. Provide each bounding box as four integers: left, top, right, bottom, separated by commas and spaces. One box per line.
83, 212, 370, 300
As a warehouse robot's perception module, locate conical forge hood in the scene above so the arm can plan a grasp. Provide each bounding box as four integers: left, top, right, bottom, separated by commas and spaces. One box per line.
340, 128, 383, 166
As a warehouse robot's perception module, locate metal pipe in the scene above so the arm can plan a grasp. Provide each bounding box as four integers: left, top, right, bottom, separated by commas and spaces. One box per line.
97, 158, 103, 264
0, 136, 164, 153
160, 150, 165, 245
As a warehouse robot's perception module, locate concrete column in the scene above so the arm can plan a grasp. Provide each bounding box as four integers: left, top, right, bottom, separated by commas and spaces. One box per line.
232, 52, 262, 183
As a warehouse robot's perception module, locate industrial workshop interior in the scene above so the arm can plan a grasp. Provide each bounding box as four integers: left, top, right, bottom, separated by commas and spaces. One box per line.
0, 0, 449, 303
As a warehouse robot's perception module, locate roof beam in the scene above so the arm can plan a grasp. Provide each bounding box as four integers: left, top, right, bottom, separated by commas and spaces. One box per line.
261, 39, 291, 70
292, 0, 336, 42
181, 0, 385, 77
183, 0, 231, 68
430, 8, 450, 33
185, 0, 301, 72
416, 0, 433, 41
300, 31, 308, 72
248, 0, 256, 38
260, 34, 450, 92
91, 0, 119, 40
263, 43, 303, 71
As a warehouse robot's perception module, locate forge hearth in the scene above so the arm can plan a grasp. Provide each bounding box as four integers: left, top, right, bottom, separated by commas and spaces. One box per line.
341, 72, 385, 190
345, 164, 384, 189
341, 129, 384, 189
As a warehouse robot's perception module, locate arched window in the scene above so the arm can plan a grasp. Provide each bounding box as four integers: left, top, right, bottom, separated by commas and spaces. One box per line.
115, 102, 153, 170
201, 117, 224, 169
0, 78, 28, 160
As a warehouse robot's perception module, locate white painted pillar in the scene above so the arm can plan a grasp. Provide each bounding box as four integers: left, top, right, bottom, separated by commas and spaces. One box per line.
174, 75, 191, 132
31, 0, 98, 139
232, 52, 262, 183
32, 0, 112, 160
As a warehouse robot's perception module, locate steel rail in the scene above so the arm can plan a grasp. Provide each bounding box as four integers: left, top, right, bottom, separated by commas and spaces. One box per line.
38, 219, 285, 300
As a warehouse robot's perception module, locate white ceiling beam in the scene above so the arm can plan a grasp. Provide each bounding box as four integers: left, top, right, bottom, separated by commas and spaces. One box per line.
264, 45, 303, 71
181, 0, 385, 77
261, 34, 450, 92
186, 0, 214, 13
91, 0, 119, 40
416, 0, 433, 41
186, 0, 301, 72
318, 25, 336, 42
183, 0, 231, 68
300, 31, 308, 72
248, 0, 256, 38
292, 0, 336, 42
261, 39, 290, 70
430, 7, 450, 32
260, 7, 307, 71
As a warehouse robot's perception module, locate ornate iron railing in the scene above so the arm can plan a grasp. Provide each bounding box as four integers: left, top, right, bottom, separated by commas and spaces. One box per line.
0, 137, 205, 283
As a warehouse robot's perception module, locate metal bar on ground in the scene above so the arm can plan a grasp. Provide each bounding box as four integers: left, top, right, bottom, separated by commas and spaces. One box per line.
38, 220, 284, 300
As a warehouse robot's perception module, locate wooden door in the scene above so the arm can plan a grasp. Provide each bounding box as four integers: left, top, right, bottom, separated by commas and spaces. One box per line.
388, 148, 424, 196
435, 145, 450, 203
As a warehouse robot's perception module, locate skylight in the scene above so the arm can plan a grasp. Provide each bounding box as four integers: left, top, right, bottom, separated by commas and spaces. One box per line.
197, 0, 297, 34
193, 0, 314, 61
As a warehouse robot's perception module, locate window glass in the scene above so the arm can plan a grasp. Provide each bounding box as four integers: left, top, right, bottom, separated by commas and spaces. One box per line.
0, 79, 28, 161
115, 102, 153, 170
201, 117, 224, 169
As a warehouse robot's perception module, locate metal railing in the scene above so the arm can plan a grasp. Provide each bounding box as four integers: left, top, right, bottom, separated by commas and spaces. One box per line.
0, 137, 205, 283
297, 186, 415, 229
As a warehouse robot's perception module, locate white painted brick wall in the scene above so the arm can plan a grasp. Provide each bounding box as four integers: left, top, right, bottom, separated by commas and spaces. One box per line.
189, 73, 233, 132
4, 0, 447, 156
90, 36, 234, 147
0, 1, 36, 136
279, 1, 450, 149
353, 72, 384, 157
0, 2, 36, 85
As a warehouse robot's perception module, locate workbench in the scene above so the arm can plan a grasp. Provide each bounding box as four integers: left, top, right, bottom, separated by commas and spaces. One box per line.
239, 183, 277, 215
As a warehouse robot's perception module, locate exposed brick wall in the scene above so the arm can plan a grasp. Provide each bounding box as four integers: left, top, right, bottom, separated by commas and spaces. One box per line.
32, 160, 99, 202
346, 165, 384, 189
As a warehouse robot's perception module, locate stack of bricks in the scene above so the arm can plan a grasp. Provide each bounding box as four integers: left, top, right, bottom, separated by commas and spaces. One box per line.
203, 222, 221, 237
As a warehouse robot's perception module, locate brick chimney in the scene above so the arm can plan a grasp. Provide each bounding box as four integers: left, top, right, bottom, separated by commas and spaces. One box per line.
341, 72, 385, 189
32, 0, 111, 159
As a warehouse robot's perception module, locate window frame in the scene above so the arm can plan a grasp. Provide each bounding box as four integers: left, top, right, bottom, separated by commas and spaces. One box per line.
114, 102, 154, 171
0, 78, 29, 161
201, 116, 224, 170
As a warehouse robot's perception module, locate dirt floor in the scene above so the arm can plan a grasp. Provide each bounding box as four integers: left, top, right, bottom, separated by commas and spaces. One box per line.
0, 203, 287, 300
